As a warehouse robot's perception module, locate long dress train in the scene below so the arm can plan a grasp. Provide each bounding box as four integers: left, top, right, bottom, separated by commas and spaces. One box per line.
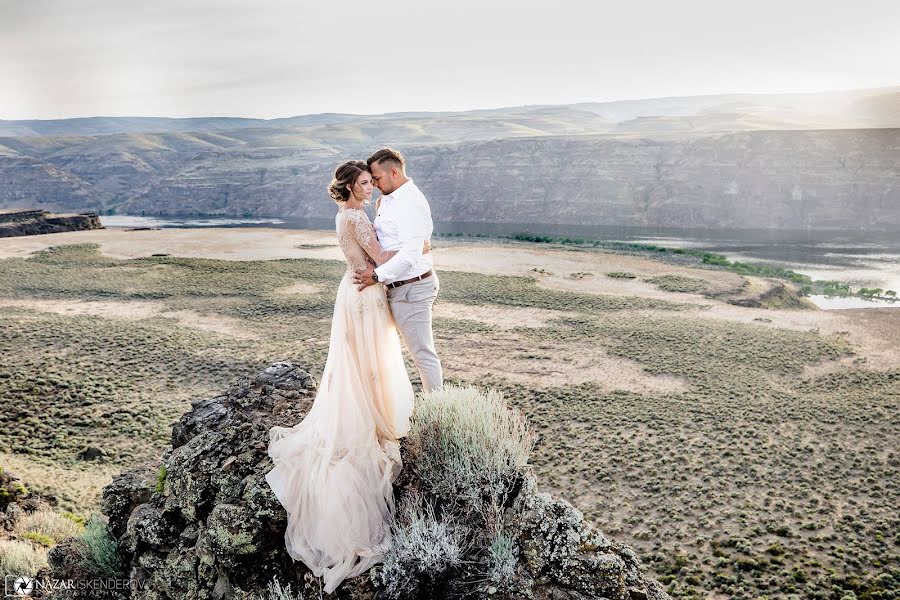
265, 207, 414, 593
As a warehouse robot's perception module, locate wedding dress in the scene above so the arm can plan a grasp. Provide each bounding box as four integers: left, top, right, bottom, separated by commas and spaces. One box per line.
265, 207, 415, 593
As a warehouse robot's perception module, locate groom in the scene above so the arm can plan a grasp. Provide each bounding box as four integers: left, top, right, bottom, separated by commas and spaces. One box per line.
352, 148, 443, 392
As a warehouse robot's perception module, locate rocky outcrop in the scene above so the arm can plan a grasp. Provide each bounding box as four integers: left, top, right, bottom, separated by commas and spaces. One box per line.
43, 362, 670, 599
699, 277, 817, 310
725, 281, 816, 309
0, 209, 104, 237
0, 468, 48, 530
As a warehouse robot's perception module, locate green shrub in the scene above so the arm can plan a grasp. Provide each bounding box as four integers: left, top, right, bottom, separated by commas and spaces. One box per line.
510, 233, 553, 244
15, 508, 82, 543
260, 575, 303, 600
645, 274, 710, 293
487, 532, 517, 587
379, 386, 538, 597
379, 491, 467, 599
766, 542, 786, 556
77, 514, 121, 577
61, 512, 86, 527
21, 532, 55, 547
406, 385, 535, 516
701, 253, 730, 266
0, 539, 49, 579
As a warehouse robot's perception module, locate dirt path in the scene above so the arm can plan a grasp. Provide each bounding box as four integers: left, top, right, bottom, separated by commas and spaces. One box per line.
0, 297, 261, 339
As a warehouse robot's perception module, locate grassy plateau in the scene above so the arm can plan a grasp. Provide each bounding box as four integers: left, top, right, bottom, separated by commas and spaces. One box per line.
0, 241, 897, 600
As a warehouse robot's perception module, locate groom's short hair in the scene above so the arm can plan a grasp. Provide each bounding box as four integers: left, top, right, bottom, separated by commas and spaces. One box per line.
367, 147, 405, 171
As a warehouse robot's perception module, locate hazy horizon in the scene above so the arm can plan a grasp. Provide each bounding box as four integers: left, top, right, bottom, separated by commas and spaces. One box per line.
2, 0, 899, 121
2, 84, 898, 123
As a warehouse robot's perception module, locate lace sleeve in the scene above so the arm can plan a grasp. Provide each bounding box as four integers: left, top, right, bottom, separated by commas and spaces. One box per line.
345, 209, 393, 266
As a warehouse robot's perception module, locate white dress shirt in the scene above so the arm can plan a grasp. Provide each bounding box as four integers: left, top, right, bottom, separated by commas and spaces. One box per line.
373, 178, 434, 284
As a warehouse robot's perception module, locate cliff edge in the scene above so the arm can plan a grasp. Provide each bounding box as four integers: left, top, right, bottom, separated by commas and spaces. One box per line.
0, 209, 104, 238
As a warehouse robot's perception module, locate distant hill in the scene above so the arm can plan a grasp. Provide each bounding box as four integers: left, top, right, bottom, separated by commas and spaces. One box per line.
2, 87, 898, 138
0, 87, 898, 231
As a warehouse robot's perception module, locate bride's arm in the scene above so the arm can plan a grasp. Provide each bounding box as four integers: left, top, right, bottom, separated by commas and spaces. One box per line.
347, 213, 430, 266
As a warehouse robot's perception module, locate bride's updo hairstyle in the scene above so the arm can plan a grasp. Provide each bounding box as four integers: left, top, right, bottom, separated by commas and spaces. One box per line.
328, 160, 369, 206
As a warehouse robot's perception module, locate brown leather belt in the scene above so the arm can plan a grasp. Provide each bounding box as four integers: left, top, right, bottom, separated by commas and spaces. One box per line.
386, 269, 433, 289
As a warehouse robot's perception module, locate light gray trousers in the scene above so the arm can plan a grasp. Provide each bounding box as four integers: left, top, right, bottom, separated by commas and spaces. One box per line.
386, 272, 443, 392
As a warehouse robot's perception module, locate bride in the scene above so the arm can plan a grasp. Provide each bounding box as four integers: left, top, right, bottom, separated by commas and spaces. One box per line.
265, 160, 426, 592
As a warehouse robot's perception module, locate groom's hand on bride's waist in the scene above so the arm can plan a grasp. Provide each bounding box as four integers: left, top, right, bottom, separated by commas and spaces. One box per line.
353, 264, 378, 291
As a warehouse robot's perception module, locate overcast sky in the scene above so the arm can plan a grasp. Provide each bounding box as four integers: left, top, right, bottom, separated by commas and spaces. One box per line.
1, 0, 898, 120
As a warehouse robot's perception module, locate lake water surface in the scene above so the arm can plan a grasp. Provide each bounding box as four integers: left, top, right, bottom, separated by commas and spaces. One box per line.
101, 215, 900, 310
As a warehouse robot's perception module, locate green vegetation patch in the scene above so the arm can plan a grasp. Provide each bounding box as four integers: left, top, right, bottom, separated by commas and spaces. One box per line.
432, 317, 499, 336
0, 243, 342, 317
0, 243, 685, 320
516, 313, 851, 396
645, 274, 710, 293
436, 270, 685, 313
0, 308, 264, 464
464, 369, 899, 600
